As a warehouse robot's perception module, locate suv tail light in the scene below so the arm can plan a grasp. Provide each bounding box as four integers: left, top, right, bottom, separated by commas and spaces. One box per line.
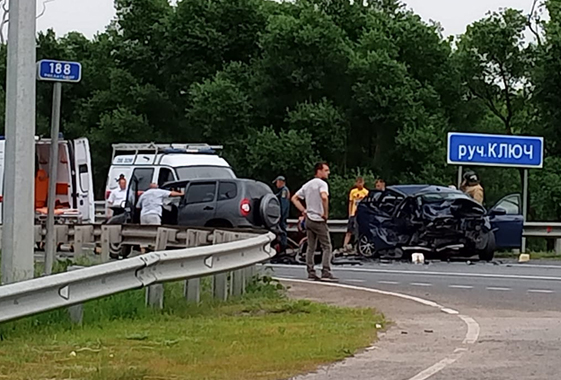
240, 198, 251, 217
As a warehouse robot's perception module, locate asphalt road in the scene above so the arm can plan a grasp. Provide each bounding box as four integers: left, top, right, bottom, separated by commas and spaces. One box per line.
267, 260, 561, 311
266, 260, 561, 379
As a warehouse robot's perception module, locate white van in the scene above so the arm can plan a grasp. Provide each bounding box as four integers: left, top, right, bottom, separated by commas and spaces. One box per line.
0, 136, 95, 224
104, 143, 235, 209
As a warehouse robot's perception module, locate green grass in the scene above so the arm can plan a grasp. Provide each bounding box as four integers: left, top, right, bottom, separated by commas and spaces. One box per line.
0, 276, 384, 380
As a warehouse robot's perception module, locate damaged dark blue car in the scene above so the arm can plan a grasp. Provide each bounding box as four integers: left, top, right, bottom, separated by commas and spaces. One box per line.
355, 185, 523, 261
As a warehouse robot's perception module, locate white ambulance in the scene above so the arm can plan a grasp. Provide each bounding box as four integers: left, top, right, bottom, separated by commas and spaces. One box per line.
0, 136, 95, 224
104, 143, 235, 208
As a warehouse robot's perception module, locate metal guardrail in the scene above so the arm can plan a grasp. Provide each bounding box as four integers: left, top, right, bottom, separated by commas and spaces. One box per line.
0, 228, 275, 324
96, 199, 561, 239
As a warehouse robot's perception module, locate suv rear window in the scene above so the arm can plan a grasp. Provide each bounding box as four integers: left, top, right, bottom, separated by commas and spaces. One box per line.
176, 166, 235, 180
218, 182, 237, 201
186, 182, 217, 204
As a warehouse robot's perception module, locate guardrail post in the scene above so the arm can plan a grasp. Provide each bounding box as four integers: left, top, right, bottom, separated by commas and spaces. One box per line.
212, 230, 229, 301
184, 230, 211, 303
555, 239, 561, 255
145, 228, 174, 309
73, 225, 94, 258
101, 225, 121, 263
67, 265, 85, 324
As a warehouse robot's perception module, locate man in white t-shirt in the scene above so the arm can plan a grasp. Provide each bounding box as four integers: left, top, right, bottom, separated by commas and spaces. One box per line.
107, 176, 128, 217
136, 183, 184, 225
292, 162, 337, 282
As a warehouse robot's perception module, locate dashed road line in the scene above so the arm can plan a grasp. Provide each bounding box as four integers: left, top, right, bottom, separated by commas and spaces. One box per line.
449, 285, 473, 289
486, 287, 511, 291
276, 278, 480, 380
345, 279, 365, 283
378, 280, 399, 285
411, 282, 432, 287
528, 289, 554, 294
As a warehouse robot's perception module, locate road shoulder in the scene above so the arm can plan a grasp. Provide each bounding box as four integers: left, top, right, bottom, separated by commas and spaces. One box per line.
283, 280, 468, 380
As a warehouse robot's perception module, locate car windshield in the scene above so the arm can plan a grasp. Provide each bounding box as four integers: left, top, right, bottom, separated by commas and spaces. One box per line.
175, 166, 236, 180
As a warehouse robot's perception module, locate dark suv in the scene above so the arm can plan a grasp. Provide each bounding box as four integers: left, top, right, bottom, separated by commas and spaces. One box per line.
160, 179, 281, 229
110, 178, 281, 230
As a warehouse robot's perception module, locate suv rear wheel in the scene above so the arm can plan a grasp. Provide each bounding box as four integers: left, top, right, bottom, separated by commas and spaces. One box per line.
259, 194, 281, 229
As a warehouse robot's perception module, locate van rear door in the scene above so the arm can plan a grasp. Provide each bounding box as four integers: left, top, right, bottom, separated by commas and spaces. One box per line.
73, 138, 94, 222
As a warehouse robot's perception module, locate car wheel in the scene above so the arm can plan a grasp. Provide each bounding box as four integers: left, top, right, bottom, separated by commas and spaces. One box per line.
260, 194, 281, 229
478, 232, 496, 262
358, 235, 377, 258
109, 243, 132, 260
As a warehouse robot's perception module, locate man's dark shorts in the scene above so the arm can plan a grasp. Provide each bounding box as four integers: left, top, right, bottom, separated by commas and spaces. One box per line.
347, 216, 357, 234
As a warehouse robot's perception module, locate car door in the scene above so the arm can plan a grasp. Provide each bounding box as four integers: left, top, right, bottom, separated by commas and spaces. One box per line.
489, 194, 523, 249
72, 138, 95, 222
178, 181, 218, 226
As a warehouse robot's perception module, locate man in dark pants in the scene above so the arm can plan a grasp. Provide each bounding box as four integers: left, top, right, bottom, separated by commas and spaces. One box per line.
291, 162, 338, 282
273, 175, 290, 254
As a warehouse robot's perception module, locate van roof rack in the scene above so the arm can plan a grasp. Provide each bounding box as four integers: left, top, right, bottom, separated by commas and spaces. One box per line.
111, 143, 224, 165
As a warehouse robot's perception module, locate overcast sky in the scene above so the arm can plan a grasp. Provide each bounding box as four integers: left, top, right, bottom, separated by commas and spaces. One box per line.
35, 0, 535, 39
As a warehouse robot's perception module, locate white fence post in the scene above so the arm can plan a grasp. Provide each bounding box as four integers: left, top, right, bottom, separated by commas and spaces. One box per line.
212, 230, 229, 301
145, 228, 174, 309
67, 265, 85, 324
101, 225, 121, 263
184, 230, 211, 303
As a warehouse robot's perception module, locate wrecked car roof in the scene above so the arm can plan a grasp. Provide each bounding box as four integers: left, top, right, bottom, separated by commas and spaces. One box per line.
389, 185, 464, 197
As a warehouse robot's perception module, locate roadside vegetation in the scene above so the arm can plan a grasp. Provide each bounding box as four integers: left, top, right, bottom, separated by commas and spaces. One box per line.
0, 275, 384, 380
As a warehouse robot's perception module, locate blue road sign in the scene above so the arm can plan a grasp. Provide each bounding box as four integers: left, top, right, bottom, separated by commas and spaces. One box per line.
447, 132, 544, 168
37, 59, 82, 83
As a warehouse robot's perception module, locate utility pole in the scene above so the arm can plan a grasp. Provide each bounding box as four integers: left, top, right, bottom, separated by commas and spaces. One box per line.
2, 0, 37, 284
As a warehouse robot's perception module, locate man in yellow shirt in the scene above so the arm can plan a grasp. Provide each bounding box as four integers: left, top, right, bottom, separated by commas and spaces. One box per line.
342, 177, 369, 252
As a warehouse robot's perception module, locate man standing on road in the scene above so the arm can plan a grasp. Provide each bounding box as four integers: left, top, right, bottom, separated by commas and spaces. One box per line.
274, 175, 290, 255
137, 183, 184, 226
291, 162, 338, 282
342, 177, 369, 252
461, 171, 484, 204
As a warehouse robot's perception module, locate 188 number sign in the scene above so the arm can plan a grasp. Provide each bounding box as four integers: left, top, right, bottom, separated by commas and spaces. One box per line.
37, 59, 82, 83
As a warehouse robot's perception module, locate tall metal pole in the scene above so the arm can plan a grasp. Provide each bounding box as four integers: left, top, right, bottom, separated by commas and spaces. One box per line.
457, 166, 463, 189
2, 0, 37, 284
44, 83, 62, 275
521, 169, 529, 253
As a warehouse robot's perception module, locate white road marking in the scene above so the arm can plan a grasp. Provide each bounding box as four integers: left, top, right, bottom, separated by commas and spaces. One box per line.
378, 280, 399, 285
486, 287, 511, 291
441, 308, 459, 315
266, 263, 561, 282
276, 278, 480, 380
449, 285, 473, 289
528, 289, 554, 294
411, 282, 432, 287
345, 279, 365, 283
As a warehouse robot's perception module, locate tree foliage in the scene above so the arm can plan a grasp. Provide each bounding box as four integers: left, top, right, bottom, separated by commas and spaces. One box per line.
1, 0, 561, 223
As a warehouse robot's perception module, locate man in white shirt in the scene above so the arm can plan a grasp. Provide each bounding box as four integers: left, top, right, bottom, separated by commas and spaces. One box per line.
136, 183, 184, 225
107, 176, 128, 216
292, 162, 337, 282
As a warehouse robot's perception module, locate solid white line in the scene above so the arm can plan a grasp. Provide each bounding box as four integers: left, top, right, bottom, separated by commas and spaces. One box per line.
267, 264, 561, 282
345, 279, 365, 283
378, 280, 399, 285
486, 287, 511, 291
528, 289, 554, 294
276, 278, 480, 380
411, 282, 432, 287
449, 285, 473, 289
441, 308, 459, 315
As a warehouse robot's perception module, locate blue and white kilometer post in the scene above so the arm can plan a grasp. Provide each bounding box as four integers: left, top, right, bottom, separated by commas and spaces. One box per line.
447, 132, 544, 253
36, 59, 82, 275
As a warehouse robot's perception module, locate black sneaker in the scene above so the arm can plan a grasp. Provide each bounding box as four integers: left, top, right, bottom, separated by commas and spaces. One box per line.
321, 271, 339, 282
307, 271, 320, 281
